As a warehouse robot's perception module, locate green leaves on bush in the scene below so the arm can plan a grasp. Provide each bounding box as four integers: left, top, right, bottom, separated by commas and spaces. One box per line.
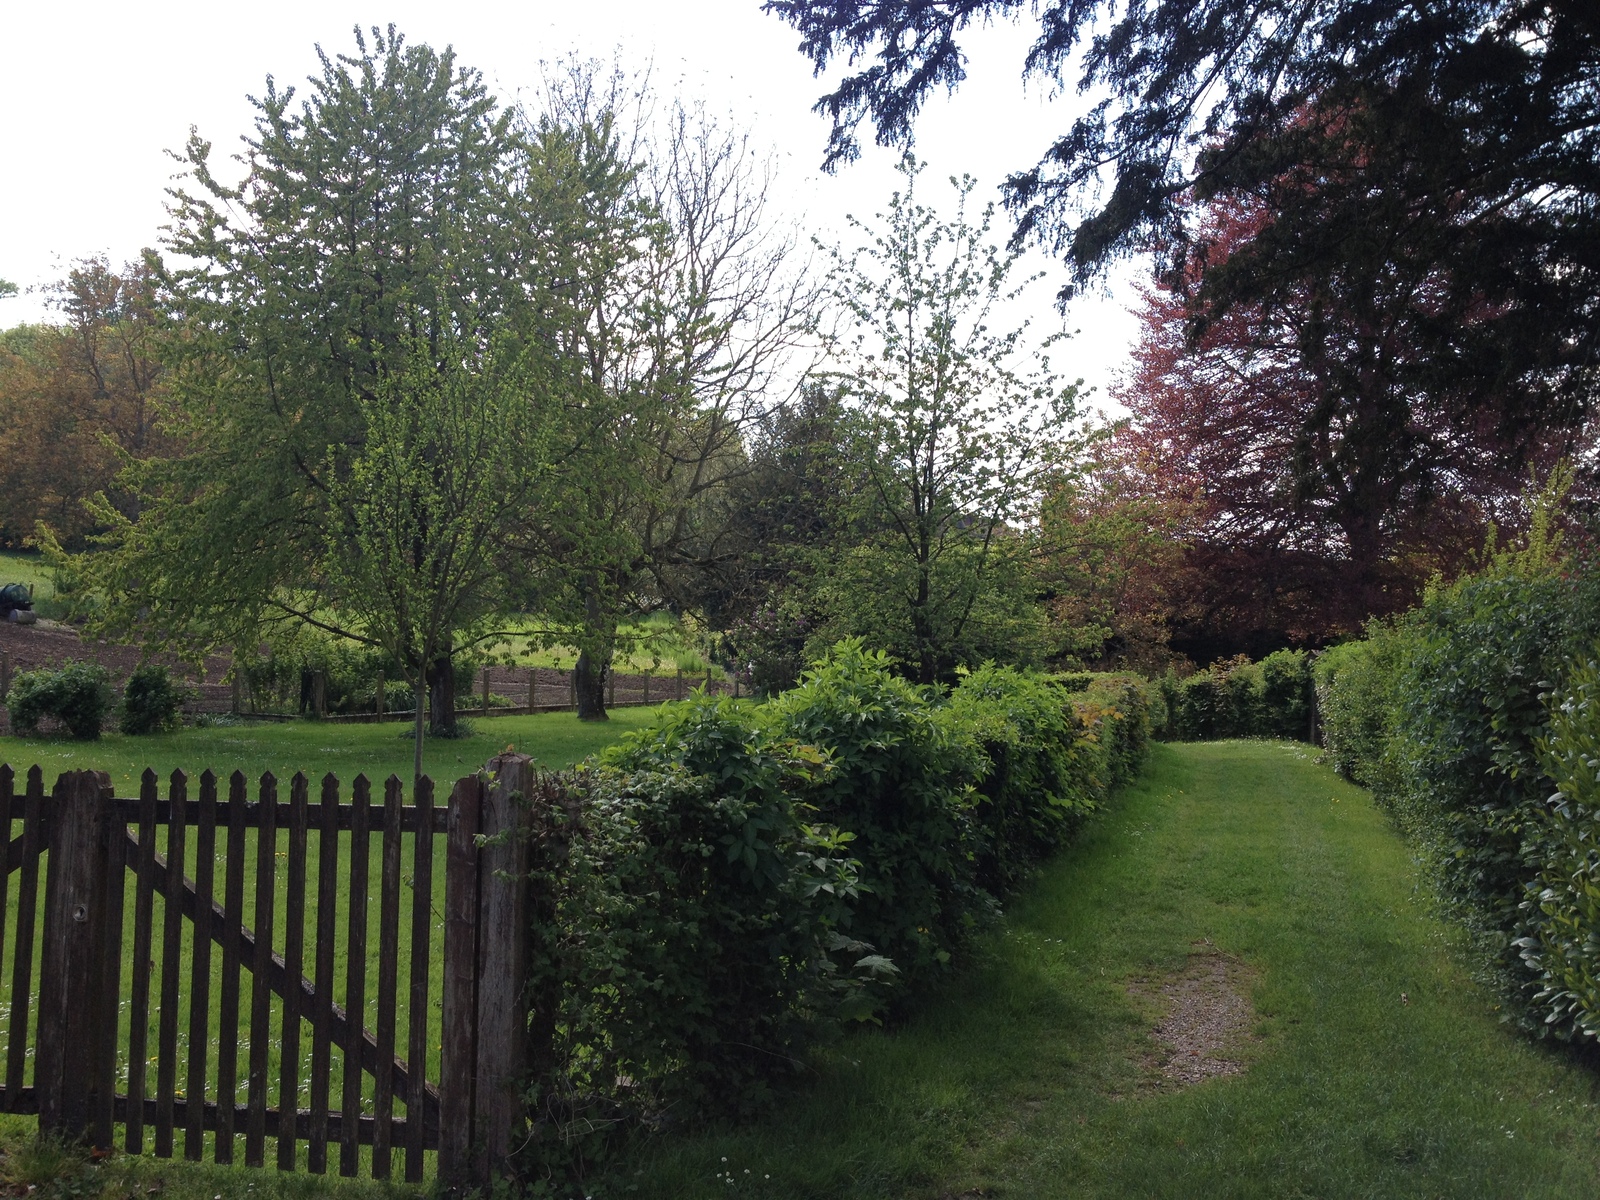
1317, 561, 1600, 1039
6, 661, 115, 739
770, 641, 987, 988
119, 664, 189, 735
541, 640, 1153, 1129
1159, 650, 1313, 743
563, 696, 870, 1116
1519, 655, 1600, 1040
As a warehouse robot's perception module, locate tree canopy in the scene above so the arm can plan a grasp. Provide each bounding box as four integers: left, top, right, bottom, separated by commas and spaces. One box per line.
80, 27, 590, 753
768, 0, 1600, 457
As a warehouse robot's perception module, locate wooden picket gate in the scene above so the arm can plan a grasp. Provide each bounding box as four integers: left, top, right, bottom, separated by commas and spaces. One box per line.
0, 753, 543, 1188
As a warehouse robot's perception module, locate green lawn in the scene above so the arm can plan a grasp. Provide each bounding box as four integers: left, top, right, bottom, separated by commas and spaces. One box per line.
8, 738, 1600, 1198
0, 706, 661, 795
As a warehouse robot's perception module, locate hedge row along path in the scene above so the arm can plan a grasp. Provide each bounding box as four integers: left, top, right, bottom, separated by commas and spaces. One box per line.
602, 740, 1600, 1199
0, 739, 1595, 1198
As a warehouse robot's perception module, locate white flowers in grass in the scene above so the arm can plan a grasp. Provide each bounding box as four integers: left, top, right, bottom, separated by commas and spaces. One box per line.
711, 1157, 771, 1191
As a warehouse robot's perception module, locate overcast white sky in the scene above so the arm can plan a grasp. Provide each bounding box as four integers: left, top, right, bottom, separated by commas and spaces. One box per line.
0, 0, 1143, 405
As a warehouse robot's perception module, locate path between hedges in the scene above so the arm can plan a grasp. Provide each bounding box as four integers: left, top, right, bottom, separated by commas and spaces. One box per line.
603, 740, 1600, 1199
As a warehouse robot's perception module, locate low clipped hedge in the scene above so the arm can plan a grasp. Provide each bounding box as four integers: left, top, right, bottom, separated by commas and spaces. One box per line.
534, 640, 1153, 1136
1157, 649, 1314, 742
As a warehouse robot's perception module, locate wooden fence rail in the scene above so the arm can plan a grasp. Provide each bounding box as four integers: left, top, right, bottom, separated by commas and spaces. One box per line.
0, 756, 540, 1189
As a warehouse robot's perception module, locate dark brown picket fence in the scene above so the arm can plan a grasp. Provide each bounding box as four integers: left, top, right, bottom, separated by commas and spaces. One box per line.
0, 754, 548, 1188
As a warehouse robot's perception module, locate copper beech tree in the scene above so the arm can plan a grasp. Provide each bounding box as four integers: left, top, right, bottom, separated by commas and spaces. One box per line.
1106, 193, 1576, 659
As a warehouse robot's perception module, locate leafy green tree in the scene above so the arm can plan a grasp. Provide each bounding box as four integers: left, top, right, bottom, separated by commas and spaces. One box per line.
813, 157, 1073, 684
321, 332, 550, 774
80, 28, 578, 759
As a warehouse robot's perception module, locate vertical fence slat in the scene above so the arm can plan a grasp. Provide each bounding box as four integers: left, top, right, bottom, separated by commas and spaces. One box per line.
216, 771, 247, 1163
371, 775, 403, 1179
93, 784, 125, 1150
155, 770, 187, 1157
184, 771, 217, 1160
245, 773, 277, 1167
124, 770, 158, 1149
308, 774, 339, 1174
278, 774, 309, 1170
5, 767, 43, 1108
339, 776, 372, 1178
405, 777, 436, 1181
0, 767, 11, 1106
438, 773, 481, 1185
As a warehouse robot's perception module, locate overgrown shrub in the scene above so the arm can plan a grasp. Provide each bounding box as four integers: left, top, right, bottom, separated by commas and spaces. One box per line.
768, 640, 987, 989
564, 695, 879, 1116
7, 661, 115, 739
119, 664, 188, 735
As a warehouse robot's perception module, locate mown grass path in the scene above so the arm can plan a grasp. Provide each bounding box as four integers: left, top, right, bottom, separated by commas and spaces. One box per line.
603, 740, 1600, 1199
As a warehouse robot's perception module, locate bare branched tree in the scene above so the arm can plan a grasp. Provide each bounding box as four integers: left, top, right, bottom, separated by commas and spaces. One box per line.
517, 60, 824, 718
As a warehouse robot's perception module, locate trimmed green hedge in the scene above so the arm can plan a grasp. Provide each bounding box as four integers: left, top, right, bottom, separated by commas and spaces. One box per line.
1157, 649, 1314, 742
534, 640, 1153, 1135
7, 660, 115, 739
1316, 558, 1600, 1041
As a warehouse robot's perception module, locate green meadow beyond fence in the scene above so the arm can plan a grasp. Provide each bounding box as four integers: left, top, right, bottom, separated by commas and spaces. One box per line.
0, 754, 551, 1189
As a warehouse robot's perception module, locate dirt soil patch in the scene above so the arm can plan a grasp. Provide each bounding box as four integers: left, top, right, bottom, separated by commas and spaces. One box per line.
0, 620, 235, 731
1130, 942, 1258, 1089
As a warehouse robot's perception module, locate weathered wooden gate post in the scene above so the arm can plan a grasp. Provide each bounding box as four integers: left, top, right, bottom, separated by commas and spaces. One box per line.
36, 770, 122, 1146
439, 754, 540, 1189
473, 754, 532, 1179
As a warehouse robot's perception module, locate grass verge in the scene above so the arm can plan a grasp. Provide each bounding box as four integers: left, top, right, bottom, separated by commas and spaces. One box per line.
0, 706, 663, 793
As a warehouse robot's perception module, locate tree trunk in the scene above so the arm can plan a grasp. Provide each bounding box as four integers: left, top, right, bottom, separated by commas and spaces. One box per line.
575, 584, 612, 721
427, 651, 458, 738
574, 648, 609, 721
913, 559, 936, 686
